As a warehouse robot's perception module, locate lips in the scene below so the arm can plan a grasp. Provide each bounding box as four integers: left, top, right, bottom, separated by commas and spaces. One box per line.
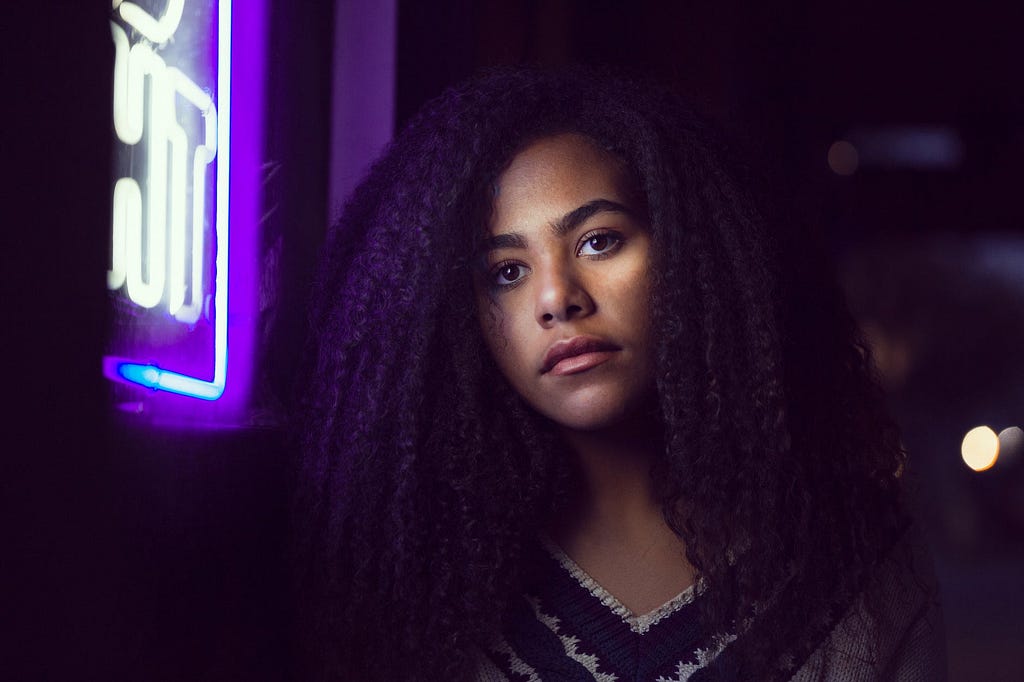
541, 336, 621, 375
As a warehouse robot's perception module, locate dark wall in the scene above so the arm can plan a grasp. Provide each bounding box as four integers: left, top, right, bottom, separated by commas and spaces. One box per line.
5, 3, 116, 680
396, 0, 1023, 239
105, 425, 290, 681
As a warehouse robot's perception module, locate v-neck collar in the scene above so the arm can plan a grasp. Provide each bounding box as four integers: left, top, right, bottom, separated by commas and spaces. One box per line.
494, 536, 720, 681
538, 534, 698, 636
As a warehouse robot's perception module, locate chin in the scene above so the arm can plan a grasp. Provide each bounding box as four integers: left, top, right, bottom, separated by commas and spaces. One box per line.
539, 394, 643, 432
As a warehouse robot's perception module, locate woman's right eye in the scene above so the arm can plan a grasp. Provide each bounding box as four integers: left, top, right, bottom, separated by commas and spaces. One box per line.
491, 261, 528, 288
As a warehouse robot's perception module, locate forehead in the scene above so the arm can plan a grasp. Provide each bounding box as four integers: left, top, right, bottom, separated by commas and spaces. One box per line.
490, 134, 636, 231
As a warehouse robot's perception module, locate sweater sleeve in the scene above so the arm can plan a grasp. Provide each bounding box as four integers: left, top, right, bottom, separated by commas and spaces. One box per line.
791, 526, 947, 682
878, 592, 946, 682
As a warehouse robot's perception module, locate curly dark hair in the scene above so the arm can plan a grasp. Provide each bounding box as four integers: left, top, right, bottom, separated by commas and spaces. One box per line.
292, 66, 907, 681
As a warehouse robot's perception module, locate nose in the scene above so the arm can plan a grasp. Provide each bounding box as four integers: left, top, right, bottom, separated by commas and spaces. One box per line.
534, 261, 594, 326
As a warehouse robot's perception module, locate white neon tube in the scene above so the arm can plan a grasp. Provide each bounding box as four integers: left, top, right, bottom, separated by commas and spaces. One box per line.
117, 0, 185, 45
174, 147, 207, 324
110, 22, 143, 145
169, 66, 218, 324
108, 177, 139, 290
167, 120, 189, 316
122, 42, 168, 309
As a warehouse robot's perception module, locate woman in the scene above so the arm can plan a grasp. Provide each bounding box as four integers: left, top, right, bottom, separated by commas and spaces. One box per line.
294, 67, 944, 681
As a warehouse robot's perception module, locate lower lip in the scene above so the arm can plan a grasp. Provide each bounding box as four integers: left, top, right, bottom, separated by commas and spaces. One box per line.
547, 351, 617, 376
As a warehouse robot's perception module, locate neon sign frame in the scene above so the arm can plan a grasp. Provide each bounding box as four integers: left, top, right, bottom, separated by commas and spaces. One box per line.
104, 0, 263, 423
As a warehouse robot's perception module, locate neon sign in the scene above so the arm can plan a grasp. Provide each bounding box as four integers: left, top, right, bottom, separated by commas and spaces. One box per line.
109, 2, 216, 324
104, 0, 261, 421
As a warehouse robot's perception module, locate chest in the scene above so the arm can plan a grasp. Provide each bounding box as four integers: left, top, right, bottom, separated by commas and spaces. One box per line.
476, 542, 733, 682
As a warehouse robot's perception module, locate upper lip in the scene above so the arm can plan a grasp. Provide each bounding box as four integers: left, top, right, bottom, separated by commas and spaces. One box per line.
541, 336, 620, 374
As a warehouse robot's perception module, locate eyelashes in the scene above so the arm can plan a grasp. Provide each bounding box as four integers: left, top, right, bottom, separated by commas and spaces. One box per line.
486, 230, 626, 291
577, 231, 623, 258
491, 260, 526, 288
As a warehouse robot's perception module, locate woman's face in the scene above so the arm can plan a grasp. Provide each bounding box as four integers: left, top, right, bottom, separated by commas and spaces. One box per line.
475, 133, 657, 431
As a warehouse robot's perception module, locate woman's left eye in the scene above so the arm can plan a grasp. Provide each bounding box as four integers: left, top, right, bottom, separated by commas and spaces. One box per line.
577, 232, 623, 257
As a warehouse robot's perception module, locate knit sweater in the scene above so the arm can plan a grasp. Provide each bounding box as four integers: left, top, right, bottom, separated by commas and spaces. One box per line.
474, 528, 945, 681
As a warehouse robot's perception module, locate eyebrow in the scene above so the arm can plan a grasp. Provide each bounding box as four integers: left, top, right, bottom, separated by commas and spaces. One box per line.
480, 199, 637, 253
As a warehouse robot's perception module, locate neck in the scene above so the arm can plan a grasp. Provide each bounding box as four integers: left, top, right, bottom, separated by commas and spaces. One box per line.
555, 411, 666, 543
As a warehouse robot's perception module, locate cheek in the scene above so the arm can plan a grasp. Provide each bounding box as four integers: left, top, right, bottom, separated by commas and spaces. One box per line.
477, 300, 533, 383
603, 261, 655, 328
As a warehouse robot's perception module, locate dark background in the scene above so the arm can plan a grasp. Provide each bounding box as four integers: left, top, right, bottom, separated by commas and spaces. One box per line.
7, 1, 1022, 679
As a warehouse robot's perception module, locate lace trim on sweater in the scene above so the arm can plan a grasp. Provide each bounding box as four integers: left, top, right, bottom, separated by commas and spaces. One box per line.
539, 534, 697, 635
